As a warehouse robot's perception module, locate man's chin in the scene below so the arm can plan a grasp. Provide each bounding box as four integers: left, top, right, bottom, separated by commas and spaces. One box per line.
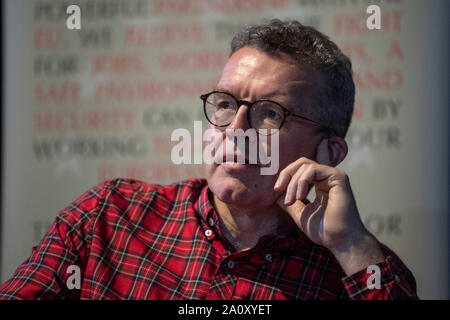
206, 164, 276, 207
207, 163, 263, 188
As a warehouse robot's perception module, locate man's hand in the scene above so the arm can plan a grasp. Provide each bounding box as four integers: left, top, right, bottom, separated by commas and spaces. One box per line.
274, 139, 385, 275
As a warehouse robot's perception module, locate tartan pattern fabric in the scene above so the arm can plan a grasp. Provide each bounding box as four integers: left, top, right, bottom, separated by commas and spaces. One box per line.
0, 178, 418, 299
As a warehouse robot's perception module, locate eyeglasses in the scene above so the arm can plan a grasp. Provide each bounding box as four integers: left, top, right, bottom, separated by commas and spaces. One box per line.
200, 91, 335, 136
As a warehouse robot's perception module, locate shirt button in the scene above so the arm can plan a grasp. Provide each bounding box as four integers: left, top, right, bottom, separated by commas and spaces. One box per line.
265, 253, 273, 262
207, 217, 215, 227
394, 274, 400, 282
204, 229, 213, 237
227, 260, 235, 269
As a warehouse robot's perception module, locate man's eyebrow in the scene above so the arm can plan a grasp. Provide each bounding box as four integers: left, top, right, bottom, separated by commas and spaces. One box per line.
212, 87, 303, 112
212, 86, 287, 102
213, 87, 235, 96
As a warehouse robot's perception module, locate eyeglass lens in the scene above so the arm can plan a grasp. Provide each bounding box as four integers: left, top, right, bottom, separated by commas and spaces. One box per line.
204, 92, 284, 131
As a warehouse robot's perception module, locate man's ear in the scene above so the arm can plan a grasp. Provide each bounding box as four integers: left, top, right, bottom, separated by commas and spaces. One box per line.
315, 136, 348, 167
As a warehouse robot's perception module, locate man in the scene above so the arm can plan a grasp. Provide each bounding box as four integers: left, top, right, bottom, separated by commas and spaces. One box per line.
0, 19, 417, 299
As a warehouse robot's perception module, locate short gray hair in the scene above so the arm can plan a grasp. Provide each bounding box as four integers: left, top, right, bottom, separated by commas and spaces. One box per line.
230, 19, 355, 138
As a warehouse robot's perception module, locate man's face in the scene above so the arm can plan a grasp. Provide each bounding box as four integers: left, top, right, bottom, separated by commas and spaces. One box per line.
205, 46, 326, 208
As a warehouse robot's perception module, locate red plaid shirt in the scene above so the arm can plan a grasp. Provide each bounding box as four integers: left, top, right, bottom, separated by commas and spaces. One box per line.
0, 179, 418, 300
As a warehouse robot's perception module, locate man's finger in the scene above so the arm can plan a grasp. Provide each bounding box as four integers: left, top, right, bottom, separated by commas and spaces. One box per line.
274, 157, 312, 192
296, 165, 315, 201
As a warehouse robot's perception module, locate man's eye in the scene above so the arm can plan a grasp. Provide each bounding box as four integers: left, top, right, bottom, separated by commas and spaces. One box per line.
267, 110, 277, 118
264, 109, 282, 121
217, 101, 235, 110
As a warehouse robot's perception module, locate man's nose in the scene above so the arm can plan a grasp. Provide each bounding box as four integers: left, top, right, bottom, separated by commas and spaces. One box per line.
228, 104, 251, 131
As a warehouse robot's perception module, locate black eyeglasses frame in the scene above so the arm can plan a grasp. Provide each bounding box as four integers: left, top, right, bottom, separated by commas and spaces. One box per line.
200, 90, 336, 136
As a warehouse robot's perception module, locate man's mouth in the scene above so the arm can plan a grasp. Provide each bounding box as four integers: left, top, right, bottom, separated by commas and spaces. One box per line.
220, 153, 260, 166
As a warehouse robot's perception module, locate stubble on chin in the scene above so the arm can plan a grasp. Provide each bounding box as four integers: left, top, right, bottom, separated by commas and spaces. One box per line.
205, 163, 280, 208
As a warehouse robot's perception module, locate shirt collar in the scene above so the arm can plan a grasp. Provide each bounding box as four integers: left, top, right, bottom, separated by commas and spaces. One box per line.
194, 182, 310, 252
193, 182, 215, 224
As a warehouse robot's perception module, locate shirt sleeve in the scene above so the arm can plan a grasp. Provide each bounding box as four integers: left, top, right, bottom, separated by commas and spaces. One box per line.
0, 182, 108, 300
341, 243, 419, 300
